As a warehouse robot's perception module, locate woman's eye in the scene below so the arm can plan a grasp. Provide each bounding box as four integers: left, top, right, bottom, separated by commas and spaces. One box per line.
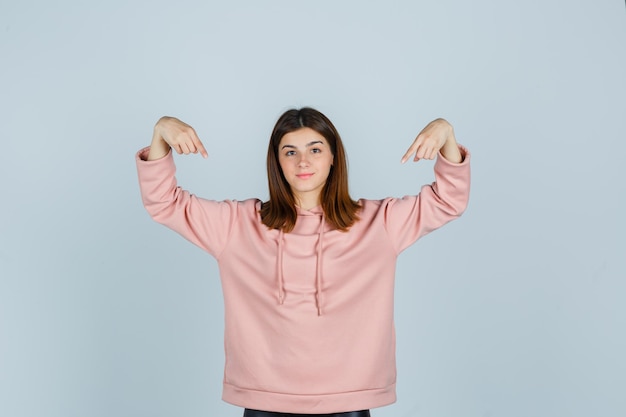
311, 148, 321, 154
285, 150, 296, 156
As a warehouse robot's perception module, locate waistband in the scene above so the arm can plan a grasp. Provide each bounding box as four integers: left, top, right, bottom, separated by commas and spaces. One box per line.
243, 409, 371, 417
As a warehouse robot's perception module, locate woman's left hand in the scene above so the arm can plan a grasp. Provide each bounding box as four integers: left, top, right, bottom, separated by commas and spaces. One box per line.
401, 118, 462, 163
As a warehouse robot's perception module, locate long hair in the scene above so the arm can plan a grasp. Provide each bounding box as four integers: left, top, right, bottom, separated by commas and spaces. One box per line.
260, 107, 360, 232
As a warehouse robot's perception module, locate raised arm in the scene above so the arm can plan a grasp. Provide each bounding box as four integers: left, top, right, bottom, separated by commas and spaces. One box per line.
148, 116, 208, 160
383, 117, 470, 253
137, 117, 236, 258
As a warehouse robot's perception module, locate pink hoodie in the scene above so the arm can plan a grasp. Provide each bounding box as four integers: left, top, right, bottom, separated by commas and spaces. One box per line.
136, 145, 470, 413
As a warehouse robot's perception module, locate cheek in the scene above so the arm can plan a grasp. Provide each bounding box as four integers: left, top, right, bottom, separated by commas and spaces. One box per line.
321, 158, 333, 179
278, 157, 291, 175
325, 155, 334, 171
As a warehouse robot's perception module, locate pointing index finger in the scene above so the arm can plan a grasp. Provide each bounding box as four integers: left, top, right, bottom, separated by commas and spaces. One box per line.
401, 136, 422, 164
190, 130, 208, 159
401, 148, 413, 164
196, 139, 208, 159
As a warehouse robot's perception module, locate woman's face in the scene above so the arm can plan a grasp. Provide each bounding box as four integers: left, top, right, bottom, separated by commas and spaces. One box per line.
278, 127, 334, 209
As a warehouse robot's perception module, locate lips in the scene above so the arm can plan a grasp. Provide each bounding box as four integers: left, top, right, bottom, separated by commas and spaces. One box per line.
296, 173, 314, 179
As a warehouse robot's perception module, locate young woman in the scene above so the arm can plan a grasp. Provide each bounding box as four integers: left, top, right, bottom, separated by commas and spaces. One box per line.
136, 107, 470, 417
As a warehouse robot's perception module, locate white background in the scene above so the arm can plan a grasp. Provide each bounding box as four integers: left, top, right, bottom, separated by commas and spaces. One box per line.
1, 1, 625, 416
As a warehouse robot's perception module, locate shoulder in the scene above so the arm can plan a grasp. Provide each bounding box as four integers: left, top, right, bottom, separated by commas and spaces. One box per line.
222, 198, 262, 212
356, 196, 417, 222
238, 198, 263, 207
356, 198, 393, 218
358, 197, 397, 210
230, 198, 264, 220
197, 198, 262, 219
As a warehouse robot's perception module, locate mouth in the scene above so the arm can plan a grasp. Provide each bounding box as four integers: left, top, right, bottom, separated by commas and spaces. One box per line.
296, 173, 314, 179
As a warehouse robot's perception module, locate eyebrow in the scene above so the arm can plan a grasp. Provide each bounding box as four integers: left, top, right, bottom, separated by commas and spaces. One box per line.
281, 140, 324, 150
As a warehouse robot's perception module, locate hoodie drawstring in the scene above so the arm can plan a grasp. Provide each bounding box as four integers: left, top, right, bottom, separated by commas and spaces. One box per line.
277, 229, 285, 305
275, 213, 326, 315
315, 214, 325, 316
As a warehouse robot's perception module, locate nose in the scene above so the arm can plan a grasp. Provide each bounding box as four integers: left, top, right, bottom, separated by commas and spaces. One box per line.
297, 153, 310, 166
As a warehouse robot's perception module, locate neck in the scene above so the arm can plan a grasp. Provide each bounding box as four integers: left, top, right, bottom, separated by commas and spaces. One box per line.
294, 193, 320, 211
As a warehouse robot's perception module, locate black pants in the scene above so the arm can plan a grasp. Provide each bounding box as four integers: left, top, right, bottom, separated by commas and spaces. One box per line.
243, 409, 371, 417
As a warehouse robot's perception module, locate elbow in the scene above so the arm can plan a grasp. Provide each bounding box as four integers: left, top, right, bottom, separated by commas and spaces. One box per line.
434, 182, 470, 218
439, 193, 470, 219
454, 196, 470, 217
143, 200, 176, 225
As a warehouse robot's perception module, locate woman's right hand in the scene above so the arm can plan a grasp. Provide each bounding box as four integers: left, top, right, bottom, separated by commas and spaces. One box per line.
148, 116, 208, 160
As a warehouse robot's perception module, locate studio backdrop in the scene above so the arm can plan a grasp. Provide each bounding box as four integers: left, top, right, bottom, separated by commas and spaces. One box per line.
1, 1, 625, 417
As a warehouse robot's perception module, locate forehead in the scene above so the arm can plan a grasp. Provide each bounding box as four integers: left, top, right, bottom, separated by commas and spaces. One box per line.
279, 127, 328, 147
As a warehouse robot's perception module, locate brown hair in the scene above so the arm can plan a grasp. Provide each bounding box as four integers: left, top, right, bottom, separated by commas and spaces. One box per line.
260, 107, 360, 232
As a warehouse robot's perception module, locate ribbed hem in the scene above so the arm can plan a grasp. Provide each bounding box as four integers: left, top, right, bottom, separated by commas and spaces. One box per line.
222, 382, 396, 414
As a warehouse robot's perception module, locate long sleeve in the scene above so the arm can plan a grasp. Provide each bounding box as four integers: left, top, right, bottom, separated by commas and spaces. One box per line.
383, 144, 471, 253
135, 147, 238, 258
